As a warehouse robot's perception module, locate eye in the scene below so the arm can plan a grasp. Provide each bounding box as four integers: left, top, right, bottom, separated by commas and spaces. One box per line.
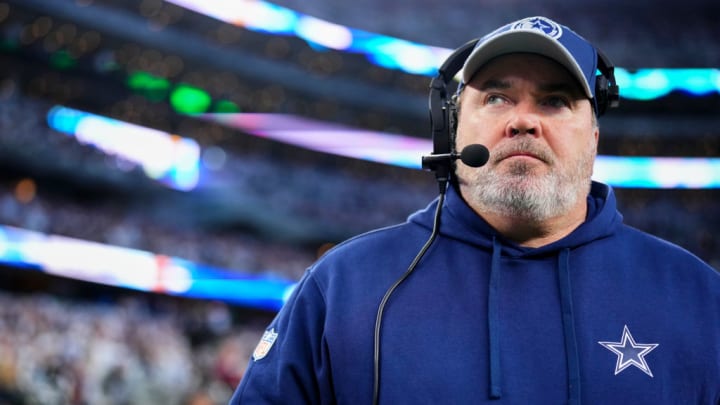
542, 95, 570, 108
486, 94, 507, 105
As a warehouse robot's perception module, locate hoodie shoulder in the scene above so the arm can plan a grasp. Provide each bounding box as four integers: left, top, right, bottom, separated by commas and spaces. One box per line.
307, 217, 435, 288
619, 223, 718, 275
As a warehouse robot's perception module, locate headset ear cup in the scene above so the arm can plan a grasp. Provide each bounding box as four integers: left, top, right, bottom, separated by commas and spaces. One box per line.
594, 48, 620, 116
425, 38, 478, 179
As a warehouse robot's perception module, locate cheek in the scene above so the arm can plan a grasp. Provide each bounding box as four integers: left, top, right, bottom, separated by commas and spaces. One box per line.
556, 141, 596, 174
546, 122, 597, 159
455, 112, 500, 149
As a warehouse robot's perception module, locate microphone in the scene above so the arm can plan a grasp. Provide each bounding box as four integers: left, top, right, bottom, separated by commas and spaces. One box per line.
422, 144, 489, 170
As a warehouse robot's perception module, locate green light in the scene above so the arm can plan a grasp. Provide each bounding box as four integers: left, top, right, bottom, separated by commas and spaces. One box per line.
50, 50, 76, 70
127, 71, 170, 101
213, 99, 241, 113
170, 84, 212, 114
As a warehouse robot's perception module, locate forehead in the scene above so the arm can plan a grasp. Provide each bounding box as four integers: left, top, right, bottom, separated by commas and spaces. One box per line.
465, 53, 585, 95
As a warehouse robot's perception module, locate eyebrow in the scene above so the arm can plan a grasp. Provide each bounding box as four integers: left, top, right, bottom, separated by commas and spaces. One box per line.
478, 79, 511, 91
538, 82, 583, 95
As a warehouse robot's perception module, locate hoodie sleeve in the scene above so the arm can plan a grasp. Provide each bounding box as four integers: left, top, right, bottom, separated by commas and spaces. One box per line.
229, 270, 332, 404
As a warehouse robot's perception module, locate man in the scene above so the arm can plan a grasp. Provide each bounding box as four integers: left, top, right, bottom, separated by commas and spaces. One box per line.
230, 16, 720, 404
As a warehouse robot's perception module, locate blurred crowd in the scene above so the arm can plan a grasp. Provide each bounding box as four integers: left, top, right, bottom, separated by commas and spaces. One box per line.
615, 188, 720, 269
0, 288, 266, 405
0, 178, 318, 281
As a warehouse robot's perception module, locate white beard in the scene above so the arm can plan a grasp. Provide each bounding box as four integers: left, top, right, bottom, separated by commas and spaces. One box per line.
457, 137, 596, 222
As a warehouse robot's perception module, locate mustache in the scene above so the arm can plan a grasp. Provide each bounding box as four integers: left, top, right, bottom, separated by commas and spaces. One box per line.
490, 139, 554, 164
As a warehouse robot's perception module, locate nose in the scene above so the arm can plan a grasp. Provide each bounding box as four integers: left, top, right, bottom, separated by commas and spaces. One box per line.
505, 107, 540, 137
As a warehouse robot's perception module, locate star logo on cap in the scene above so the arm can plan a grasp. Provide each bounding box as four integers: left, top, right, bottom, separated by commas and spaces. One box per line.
598, 325, 659, 377
511, 16, 562, 38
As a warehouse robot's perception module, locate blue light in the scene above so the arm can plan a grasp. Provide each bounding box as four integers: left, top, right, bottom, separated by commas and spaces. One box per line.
594, 156, 720, 189
616, 68, 720, 100
47, 105, 86, 134
0, 225, 297, 311
672, 69, 719, 95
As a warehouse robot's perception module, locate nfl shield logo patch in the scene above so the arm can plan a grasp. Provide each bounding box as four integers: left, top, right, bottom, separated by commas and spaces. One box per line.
253, 328, 278, 361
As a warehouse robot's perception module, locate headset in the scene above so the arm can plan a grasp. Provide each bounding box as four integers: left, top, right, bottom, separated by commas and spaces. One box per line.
372, 39, 619, 405
424, 39, 620, 189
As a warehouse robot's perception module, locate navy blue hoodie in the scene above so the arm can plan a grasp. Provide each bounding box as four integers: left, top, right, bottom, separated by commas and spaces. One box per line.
231, 182, 720, 404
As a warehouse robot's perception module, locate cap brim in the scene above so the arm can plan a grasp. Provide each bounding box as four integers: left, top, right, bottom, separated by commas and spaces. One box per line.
461, 30, 593, 99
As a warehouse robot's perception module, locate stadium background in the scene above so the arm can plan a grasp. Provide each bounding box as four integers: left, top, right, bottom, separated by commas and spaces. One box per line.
0, 0, 718, 403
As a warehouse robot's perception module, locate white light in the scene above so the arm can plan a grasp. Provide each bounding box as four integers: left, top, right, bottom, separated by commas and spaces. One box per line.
160, 262, 193, 293
295, 15, 352, 50
22, 233, 160, 291
48, 106, 200, 190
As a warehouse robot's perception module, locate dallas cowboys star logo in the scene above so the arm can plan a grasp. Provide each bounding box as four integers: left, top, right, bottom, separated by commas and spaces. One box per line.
512, 17, 562, 38
598, 325, 659, 377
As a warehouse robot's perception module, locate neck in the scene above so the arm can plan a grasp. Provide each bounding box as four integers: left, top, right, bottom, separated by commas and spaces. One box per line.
476, 200, 587, 248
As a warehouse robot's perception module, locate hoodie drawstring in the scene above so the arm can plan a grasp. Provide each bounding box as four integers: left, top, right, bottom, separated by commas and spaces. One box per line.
488, 236, 502, 399
487, 244, 581, 404
558, 248, 581, 405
